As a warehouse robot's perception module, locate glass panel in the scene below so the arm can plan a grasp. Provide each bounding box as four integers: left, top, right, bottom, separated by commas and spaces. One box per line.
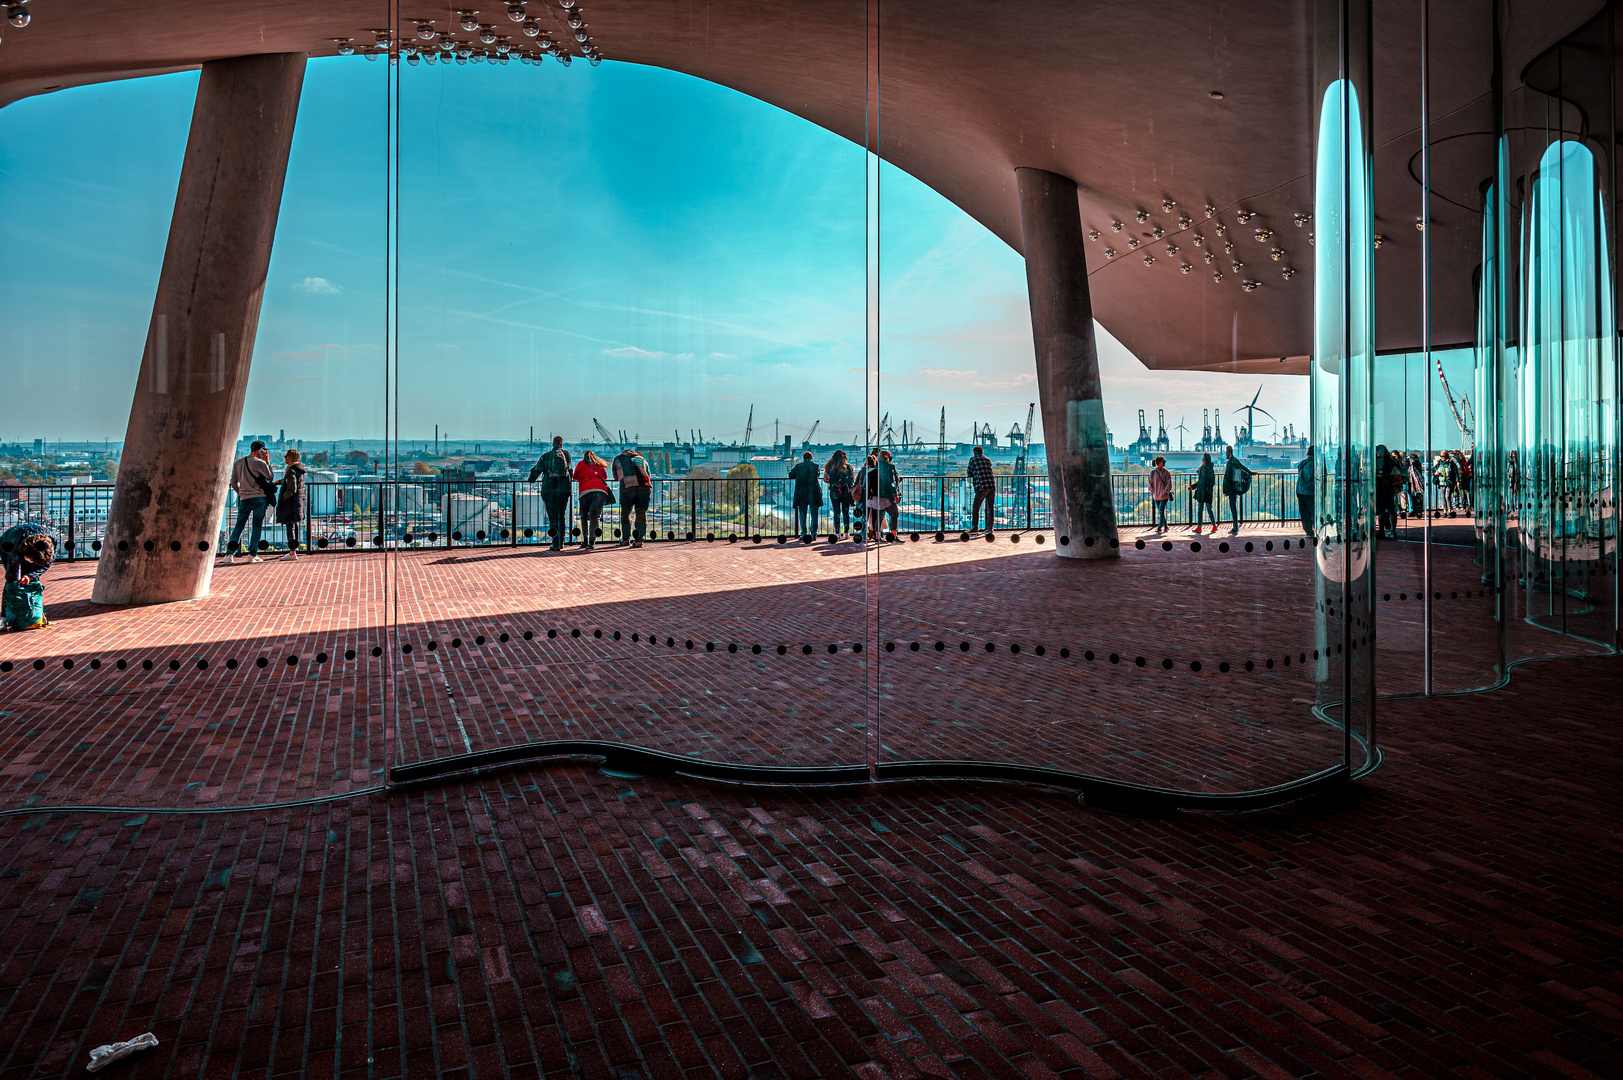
389, 7, 871, 778
0, 13, 389, 807
868, 2, 1349, 798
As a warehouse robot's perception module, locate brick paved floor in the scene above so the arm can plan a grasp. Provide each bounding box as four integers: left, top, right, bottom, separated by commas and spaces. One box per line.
0, 531, 1610, 810
0, 650, 1617, 1079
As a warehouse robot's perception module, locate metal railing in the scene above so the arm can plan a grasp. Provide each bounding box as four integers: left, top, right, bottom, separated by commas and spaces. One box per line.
0, 471, 1302, 557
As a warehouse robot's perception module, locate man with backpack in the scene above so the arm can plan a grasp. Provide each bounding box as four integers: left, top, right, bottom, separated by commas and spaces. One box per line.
613, 445, 652, 547
528, 436, 573, 550
1296, 446, 1315, 538
1222, 445, 1253, 536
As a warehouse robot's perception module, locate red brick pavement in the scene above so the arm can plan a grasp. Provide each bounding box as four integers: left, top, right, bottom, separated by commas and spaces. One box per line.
0, 651, 1618, 1079
0, 534, 1609, 809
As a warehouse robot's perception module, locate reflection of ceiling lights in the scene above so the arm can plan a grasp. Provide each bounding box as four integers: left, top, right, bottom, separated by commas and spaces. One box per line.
333, 37, 355, 55
1087, 230, 1099, 241
1241, 280, 1260, 292
1134, 210, 1149, 223
507, 3, 527, 21
395, 3, 603, 66
414, 20, 437, 39
1161, 198, 1176, 212
1179, 264, 1192, 275
1281, 267, 1296, 279
7, 0, 31, 30
457, 9, 479, 30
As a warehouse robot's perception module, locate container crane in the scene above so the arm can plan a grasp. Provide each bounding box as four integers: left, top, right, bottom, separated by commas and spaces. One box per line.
801, 420, 820, 447
741, 406, 754, 447
591, 418, 615, 444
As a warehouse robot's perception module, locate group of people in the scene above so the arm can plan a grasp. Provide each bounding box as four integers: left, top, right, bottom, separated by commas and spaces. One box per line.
788, 447, 903, 540
1, 521, 58, 630
221, 440, 308, 562
527, 437, 654, 549
1144, 447, 1262, 536
1374, 446, 1473, 537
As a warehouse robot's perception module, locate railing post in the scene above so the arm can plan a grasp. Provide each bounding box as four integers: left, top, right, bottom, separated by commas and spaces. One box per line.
511, 481, 518, 546
445, 481, 452, 548
305, 484, 312, 553
689, 480, 696, 540
67, 486, 76, 561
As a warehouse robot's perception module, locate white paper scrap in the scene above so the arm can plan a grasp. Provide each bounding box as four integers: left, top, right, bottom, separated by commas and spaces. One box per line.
86, 1032, 158, 1073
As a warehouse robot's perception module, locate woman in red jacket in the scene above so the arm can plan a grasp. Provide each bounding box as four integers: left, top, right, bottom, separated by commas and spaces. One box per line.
574, 450, 612, 550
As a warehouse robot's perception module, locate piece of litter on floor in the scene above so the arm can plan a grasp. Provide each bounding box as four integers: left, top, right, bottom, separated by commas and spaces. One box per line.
86, 1033, 158, 1073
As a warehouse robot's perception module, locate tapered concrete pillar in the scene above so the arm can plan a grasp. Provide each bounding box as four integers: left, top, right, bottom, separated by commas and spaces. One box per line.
1016, 167, 1119, 559
93, 53, 306, 606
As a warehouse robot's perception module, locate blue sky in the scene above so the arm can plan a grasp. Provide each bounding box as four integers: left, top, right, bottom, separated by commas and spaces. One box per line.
0, 57, 1307, 449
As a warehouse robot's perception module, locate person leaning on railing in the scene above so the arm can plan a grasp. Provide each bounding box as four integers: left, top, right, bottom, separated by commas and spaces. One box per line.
789, 451, 823, 539
275, 449, 307, 559
1221, 446, 1253, 537
528, 436, 572, 551
573, 451, 612, 550
823, 449, 855, 537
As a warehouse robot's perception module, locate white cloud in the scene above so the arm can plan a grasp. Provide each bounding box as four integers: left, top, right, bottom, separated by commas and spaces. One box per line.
917, 368, 979, 379
601, 346, 695, 360
707, 352, 736, 359
292, 276, 342, 295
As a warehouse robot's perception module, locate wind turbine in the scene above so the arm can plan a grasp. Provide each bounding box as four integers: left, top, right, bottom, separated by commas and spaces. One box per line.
1235, 385, 1275, 446
1173, 418, 1190, 451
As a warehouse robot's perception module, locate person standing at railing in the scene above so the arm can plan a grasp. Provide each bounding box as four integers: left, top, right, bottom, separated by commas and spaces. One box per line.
573, 450, 612, 550
1190, 452, 1217, 534
857, 449, 900, 541
274, 449, 308, 560
789, 451, 823, 539
1407, 451, 1425, 516
967, 445, 996, 534
1147, 456, 1172, 532
612, 445, 651, 548
1296, 446, 1315, 538
1, 522, 57, 631
823, 449, 855, 537
528, 436, 572, 551
222, 440, 276, 563
1374, 445, 1401, 538
1221, 446, 1253, 537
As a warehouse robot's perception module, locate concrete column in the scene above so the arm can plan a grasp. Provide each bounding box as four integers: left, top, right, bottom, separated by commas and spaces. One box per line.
1015, 167, 1119, 559
93, 53, 306, 606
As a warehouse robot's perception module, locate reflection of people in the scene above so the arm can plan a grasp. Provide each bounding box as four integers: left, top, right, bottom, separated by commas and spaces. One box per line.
612, 446, 651, 547
1, 523, 57, 631
573, 450, 612, 550
967, 445, 996, 533
823, 450, 855, 536
789, 451, 823, 538
1407, 451, 1425, 515
275, 449, 307, 559
224, 440, 276, 562
528, 436, 572, 550
1221, 446, 1252, 536
1375, 444, 1399, 538
1148, 456, 1172, 532
1190, 452, 1216, 533
1296, 447, 1315, 538
877, 449, 900, 538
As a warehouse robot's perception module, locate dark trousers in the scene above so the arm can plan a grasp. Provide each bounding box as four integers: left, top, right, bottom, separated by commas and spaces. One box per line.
620, 486, 649, 542
794, 504, 821, 537
226, 497, 268, 554
1227, 494, 1242, 531
580, 490, 610, 547
971, 489, 994, 531
1194, 498, 1215, 527
283, 523, 299, 549
831, 500, 852, 531
1153, 500, 1169, 528
543, 493, 569, 547
1298, 493, 1314, 537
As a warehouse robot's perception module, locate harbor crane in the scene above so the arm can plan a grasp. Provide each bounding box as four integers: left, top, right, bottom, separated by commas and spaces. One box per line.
1434, 356, 1475, 445
741, 405, 754, 447
591, 418, 615, 444
974, 422, 998, 449
1156, 409, 1170, 452
801, 420, 820, 446
1007, 402, 1036, 452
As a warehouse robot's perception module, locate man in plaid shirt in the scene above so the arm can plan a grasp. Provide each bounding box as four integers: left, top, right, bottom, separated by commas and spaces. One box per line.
967, 445, 997, 532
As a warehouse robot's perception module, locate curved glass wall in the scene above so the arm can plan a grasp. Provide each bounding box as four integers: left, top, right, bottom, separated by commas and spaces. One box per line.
4, 0, 1618, 815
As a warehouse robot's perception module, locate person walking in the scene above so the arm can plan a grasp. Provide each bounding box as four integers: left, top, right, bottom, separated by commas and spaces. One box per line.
1190, 452, 1217, 533
789, 451, 823, 538
1147, 456, 1172, 532
223, 439, 277, 562
966, 445, 996, 533
1, 522, 58, 631
573, 450, 612, 549
1221, 446, 1253, 536
275, 449, 308, 559
528, 436, 573, 550
612, 445, 652, 547
1296, 446, 1315, 538
823, 449, 855, 536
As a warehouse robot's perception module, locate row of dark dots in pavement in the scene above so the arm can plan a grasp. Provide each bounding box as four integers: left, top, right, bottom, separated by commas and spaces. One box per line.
5, 531, 1319, 556
0, 620, 1370, 677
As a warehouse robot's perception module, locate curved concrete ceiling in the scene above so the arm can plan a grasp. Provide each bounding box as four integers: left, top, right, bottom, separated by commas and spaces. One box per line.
0, 0, 1608, 373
